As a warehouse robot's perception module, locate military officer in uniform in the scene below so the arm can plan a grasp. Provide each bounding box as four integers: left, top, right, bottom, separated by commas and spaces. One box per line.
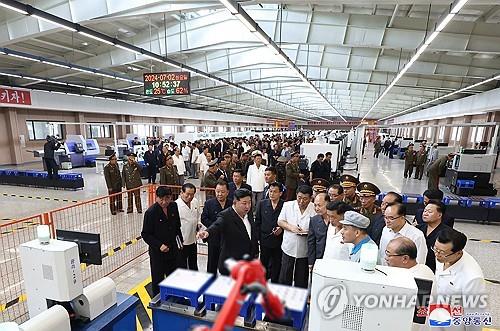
285, 152, 301, 201
340, 174, 361, 210
414, 145, 427, 180
310, 178, 330, 199
103, 153, 123, 215
122, 153, 143, 213
427, 153, 454, 190
357, 182, 382, 224
403, 144, 416, 178
160, 155, 179, 186
203, 159, 220, 199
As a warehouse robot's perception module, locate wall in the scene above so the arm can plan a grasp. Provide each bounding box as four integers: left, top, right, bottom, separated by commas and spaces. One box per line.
0, 107, 272, 165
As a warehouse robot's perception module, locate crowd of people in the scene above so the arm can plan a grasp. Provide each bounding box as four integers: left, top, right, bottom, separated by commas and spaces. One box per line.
103, 132, 486, 329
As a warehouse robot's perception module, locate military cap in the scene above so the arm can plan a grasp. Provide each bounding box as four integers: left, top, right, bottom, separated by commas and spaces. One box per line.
207, 159, 218, 167
340, 174, 359, 188
311, 178, 330, 192
357, 182, 381, 196
251, 150, 262, 157
277, 156, 289, 163
128, 153, 137, 158
291, 152, 300, 157
340, 211, 370, 229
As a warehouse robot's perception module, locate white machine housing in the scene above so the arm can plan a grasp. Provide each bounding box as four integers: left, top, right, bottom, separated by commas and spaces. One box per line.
19, 239, 83, 318
300, 143, 340, 172
452, 153, 497, 173
19, 305, 71, 331
72, 277, 117, 320
310, 259, 417, 331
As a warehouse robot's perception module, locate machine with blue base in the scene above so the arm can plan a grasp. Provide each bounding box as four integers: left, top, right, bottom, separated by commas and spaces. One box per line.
10, 226, 138, 331
65, 135, 101, 167
151, 261, 308, 331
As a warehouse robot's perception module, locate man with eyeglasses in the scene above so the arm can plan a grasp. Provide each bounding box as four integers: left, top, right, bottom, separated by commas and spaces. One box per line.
278, 185, 315, 288
378, 203, 427, 265
433, 228, 486, 331
340, 174, 361, 211
385, 237, 435, 331
327, 184, 344, 202
416, 200, 452, 273
340, 211, 375, 263
323, 201, 353, 260
367, 192, 402, 246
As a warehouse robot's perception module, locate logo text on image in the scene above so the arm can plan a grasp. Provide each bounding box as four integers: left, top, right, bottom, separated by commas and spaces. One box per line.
428, 304, 452, 327
317, 284, 349, 319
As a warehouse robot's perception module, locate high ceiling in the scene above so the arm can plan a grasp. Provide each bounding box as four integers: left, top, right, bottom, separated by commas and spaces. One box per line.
1, 0, 500, 122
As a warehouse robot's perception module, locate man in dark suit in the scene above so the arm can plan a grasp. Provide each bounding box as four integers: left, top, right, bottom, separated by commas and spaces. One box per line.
198, 189, 258, 275
307, 193, 330, 270
414, 189, 455, 227
263, 166, 286, 199
255, 182, 284, 282
144, 144, 159, 184
228, 169, 252, 200
367, 191, 402, 246
141, 186, 183, 296
201, 180, 232, 274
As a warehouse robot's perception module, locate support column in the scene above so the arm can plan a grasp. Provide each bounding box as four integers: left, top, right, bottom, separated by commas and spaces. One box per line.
459, 116, 472, 148
5, 108, 23, 164
75, 113, 85, 136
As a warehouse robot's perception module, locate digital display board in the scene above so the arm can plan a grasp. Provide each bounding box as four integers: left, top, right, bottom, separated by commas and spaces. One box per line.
143, 72, 190, 96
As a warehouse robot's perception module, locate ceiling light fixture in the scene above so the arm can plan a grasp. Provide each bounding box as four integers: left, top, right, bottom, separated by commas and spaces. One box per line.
380, 72, 500, 121
361, 0, 470, 122
219, 0, 344, 122
77, 31, 114, 45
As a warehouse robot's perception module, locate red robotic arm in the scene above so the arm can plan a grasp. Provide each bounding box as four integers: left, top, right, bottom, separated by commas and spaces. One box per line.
194, 258, 285, 331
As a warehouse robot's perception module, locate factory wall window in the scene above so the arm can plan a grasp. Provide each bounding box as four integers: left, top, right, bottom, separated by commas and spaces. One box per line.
218, 126, 224, 133
418, 127, 424, 138
475, 127, 485, 142
133, 125, 154, 137
438, 127, 445, 141
456, 127, 462, 142
87, 125, 111, 139
426, 127, 433, 139
185, 126, 196, 133
162, 125, 176, 135
469, 127, 477, 143
26, 120, 64, 141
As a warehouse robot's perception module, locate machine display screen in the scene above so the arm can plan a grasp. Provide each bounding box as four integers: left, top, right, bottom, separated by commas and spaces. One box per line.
143, 72, 190, 96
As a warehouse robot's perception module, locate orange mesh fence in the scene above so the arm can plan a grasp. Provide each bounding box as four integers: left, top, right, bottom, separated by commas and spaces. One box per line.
47, 185, 152, 287
0, 215, 43, 323
0, 184, 215, 324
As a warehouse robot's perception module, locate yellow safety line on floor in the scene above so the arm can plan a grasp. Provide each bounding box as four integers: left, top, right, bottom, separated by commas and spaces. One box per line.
1, 192, 79, 203
128, 276, 153, 331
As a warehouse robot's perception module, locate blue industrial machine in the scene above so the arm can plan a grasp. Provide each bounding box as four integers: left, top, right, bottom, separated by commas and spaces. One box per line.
64, 135, 101, 167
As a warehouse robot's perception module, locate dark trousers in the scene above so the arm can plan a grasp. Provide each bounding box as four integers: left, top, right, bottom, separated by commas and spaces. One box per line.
147, 165, 157, 184
260, 245, 282, 283
374, 150, 381, 158
279, 252, 308, 288
44, 158, 59, 179
150, 253, 178, 297
404, 164, 414, 178
207, 243, 221, 274
109, 189, 123, 214
127, 188, 142, 213
184, 161, 191, 176
179, 243, 198, 270
286, 187, 296, 201
414, 165, 424, 179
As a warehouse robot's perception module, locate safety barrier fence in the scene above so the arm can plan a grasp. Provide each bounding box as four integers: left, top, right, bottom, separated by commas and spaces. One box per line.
0, 184, 215, 324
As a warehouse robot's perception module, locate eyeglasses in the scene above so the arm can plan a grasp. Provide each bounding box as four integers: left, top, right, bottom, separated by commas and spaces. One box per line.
431, 246, 457, 258
384, 215, 402, 221
385, 250, 405, 257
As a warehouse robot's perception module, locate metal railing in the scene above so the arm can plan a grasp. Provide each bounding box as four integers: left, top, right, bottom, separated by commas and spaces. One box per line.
0, 184, 214, 324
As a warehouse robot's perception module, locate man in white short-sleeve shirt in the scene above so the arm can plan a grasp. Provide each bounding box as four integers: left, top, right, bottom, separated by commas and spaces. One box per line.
176, 183, 200, 270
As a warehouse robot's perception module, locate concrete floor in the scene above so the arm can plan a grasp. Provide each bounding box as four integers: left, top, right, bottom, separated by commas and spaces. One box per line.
0, 150, 499, 329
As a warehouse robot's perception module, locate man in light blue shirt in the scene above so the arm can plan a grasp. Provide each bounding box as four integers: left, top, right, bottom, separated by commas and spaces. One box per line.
340, 211, 376, 262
